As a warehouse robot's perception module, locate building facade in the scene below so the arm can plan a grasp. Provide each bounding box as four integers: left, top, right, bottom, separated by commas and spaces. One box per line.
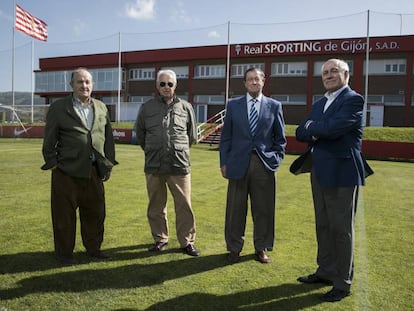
35, 35, 414, 127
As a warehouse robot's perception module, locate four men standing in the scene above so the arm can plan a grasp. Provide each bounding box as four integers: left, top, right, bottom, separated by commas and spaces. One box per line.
42, 63, 370, 303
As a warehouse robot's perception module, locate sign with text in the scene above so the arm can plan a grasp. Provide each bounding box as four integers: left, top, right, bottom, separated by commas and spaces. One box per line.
233, 36, 413, 57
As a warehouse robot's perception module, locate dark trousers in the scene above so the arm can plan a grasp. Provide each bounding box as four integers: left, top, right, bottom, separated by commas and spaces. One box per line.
311, 171, 359, 291
225, 153, 276, 253
51, 167, 106, 258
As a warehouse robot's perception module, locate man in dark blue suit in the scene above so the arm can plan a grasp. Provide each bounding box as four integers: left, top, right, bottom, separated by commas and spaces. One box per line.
295, 59, 372, 302
220, 68, 286, 264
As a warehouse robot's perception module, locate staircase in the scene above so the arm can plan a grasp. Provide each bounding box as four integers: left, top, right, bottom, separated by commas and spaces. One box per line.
197, 109, 225, 145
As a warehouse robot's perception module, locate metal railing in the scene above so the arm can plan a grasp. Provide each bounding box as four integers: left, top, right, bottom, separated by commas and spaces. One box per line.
196, 109, 226, 142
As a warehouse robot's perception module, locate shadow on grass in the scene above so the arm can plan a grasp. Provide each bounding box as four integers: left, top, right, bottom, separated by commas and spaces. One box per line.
0, 250, 231, 300
1, 246, 326, 310
0, 244, 171, 274
120, 284, 324, 311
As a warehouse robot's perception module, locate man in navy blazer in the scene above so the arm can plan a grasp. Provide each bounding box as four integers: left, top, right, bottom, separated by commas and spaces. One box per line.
220, 68, 286, 264
295, 59, 372, 302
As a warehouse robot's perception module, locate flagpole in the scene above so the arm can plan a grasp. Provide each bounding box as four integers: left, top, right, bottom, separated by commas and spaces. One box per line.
225, 21, 231, 106
363, 10, 370, 127
117, 31, 121, 123
31, 39, 34, 123
12, 0, 16, 122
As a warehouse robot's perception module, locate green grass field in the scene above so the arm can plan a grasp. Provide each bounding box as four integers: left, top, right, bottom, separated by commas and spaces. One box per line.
0, 139, 413, 311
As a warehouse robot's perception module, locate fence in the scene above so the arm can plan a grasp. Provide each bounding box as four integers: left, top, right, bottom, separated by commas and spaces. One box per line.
0, 102, 141, 124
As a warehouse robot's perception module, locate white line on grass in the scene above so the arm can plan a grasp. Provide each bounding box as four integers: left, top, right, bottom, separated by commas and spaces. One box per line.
355, 190, 371, 310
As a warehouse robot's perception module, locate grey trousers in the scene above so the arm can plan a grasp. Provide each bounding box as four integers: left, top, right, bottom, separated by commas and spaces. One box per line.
225, 153, 276, 253
311, 171, 359, 291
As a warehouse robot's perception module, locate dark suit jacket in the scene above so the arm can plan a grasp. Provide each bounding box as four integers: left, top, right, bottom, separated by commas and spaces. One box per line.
220, 95, 286, 180
295, 86, 372, 187
41, 95, 117, 179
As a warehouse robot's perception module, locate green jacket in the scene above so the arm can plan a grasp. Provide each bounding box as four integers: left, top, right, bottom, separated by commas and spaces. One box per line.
135, 96, 197, 174
41, 95, 117, 178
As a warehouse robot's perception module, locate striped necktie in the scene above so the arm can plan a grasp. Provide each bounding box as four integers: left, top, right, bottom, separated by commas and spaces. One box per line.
249, 99, 258, 135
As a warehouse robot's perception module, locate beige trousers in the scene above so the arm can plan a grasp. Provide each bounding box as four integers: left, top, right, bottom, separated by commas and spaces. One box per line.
145, 173, 196, 248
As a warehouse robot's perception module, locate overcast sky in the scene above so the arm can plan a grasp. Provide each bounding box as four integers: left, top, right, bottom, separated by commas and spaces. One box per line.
0, 0, 413, 92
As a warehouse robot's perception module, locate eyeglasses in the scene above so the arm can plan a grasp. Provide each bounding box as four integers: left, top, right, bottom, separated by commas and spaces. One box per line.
159, 81, 174, 88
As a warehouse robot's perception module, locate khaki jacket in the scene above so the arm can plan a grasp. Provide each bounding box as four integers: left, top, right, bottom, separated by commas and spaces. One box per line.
135, 96, 197, 174
41, 95, 117, 178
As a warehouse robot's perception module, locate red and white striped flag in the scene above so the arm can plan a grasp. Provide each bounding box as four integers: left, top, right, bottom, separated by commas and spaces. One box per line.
15, 4, 48, 42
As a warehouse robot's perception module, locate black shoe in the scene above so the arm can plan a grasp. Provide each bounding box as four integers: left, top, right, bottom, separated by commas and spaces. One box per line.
56, 255, 78, 266
227, 251, 240, 264
320, 287, 350, 302
181, 244, 199, 256
88, 251, 111, 260
297, 273, 332, 285
148, 241, 168, 252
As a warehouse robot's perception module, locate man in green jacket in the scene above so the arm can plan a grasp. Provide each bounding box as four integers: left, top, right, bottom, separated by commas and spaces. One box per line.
135, 69, 199, 257
41, 68, 117, 265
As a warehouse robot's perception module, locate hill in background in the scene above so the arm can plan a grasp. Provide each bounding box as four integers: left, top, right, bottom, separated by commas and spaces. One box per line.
0, 92, 45, 106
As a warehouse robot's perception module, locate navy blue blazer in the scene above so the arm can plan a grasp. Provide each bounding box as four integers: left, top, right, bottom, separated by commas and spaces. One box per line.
220, 95, 286, 180
296, 86, 368, 187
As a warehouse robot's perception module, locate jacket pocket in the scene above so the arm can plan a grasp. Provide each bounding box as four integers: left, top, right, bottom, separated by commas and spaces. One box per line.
172, 144, 190, 168
172, 111, 187, 131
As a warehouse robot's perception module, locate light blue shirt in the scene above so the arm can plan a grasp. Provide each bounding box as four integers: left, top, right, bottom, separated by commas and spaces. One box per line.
247, 93, 263, 119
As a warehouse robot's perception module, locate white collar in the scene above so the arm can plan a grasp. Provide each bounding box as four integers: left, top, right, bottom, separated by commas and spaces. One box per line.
247, 93, 263, 103
324, 85, 347, 100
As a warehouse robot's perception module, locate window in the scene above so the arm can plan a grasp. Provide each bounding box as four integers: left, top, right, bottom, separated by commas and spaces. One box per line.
194, 105, 207, 123
193, 95, 225, 122
193, 95, 225, 105
367, 95, 383, 103
271, 94, 306, 105
129, 96, 153, 103
35, 68, 122, 93
271, 62, 307, 76
367, 95, 404, 106
35, 71, 71, 92
384, 95, 404, 106
93, 69, 120, 91
160, 66, 189, 79
385, 62, 406, 74
101, 96, 118, 104
194, 65, 225, 78
365, 59, 406, 75
231, 63, 265, 77
129, 68, 155, 80
314, 61, 353, 76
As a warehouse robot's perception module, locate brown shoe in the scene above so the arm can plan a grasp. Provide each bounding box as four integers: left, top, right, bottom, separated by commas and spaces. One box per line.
255, 250, 271, 264
227, 251, 240, 264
